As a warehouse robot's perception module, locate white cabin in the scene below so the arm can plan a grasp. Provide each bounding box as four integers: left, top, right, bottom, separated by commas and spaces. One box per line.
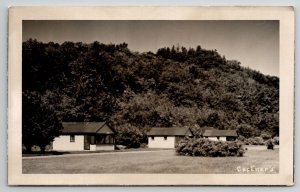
52, 122, 115, 151
147, 127, 193, 148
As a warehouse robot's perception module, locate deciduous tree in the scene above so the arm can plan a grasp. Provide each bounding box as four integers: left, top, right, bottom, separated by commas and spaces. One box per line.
22, 91, 62, 152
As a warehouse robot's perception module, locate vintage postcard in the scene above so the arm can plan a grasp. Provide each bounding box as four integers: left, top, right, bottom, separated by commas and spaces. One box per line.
8, 6, 294, 185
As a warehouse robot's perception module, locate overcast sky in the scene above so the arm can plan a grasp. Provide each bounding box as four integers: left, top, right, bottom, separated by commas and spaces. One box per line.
23, 20, 279, 76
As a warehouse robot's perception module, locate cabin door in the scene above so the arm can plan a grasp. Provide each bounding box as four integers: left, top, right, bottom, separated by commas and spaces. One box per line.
84, 135, 91, 150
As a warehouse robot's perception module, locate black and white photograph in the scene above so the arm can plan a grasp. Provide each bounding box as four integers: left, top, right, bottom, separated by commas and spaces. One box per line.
8, 6, 294, 185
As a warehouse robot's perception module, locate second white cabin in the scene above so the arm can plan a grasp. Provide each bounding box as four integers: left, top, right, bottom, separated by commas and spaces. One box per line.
147, 127, 193, 148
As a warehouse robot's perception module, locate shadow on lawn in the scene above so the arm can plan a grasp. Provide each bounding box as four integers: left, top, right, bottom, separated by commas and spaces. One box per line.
22, 151, 71, 157
22, 148, 172, 157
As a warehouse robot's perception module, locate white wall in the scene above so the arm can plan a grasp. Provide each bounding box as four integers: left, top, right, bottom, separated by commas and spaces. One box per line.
53, 135, 115, 151
96, 144, 114, 151
207, 137, 227, 141
90, 144, 96, 151
53, 135, 85, 151
148, 136, 175, 148
219, 137, 226, 141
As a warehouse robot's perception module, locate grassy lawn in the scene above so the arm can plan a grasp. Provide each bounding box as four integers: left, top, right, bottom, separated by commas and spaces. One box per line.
23, 146, 279, 174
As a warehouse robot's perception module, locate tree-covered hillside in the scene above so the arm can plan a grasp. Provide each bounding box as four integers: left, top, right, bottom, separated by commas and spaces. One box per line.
22, 39, 279, 147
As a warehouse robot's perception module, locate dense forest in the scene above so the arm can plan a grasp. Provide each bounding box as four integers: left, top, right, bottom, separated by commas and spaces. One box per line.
22, 39, 279, 148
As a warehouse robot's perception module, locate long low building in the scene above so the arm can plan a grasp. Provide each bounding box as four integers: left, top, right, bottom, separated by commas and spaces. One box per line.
203, 129, 238, 141
52, 122, 115, 151
147, 127, 193, 148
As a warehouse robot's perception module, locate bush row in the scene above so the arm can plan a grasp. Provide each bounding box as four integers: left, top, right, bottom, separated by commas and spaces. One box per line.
22, 144, 53, 152
238, 136, 279, 145
176, 138, 245, 157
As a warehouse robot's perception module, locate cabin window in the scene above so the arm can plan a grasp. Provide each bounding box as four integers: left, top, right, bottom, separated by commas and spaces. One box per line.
151, 136, 154, 140
217, 136, 220, 140
164, 136, 167, 140
70, 135, 75, 142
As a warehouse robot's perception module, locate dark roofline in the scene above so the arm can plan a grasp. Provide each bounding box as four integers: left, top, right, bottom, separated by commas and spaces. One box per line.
203, 129, 238, 137
147, 127, 192, 136
61, 121, 115, 134
60, 132, 115, 135
62, 121, 106, 124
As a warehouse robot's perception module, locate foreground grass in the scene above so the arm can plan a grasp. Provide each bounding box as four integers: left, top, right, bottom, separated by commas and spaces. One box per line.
23, 147, 278, 174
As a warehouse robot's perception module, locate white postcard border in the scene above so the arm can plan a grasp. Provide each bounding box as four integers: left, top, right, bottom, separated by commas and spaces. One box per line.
8, 6, 294, 185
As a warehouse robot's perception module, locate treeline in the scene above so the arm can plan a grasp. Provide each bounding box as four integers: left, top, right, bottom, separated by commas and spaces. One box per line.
22, 39, 279, 148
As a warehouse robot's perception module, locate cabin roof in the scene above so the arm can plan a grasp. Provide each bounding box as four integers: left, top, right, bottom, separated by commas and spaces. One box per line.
147, 127, 192, 136
203, 129, 238, 137
61, 122, 115, 135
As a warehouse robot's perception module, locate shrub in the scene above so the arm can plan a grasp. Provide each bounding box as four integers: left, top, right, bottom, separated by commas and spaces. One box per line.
22, 144, 26, 152
176, 138, 244, 157
23, 144, 53, 153
243, 137, 264, 145
261, 133, 272, 140
265, 139, 274, 150
273, 137, 279, 145
237, 135, 245, 142
115, 145, 126, 150
253, 137, 265, 145
140, 143, 148, 148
